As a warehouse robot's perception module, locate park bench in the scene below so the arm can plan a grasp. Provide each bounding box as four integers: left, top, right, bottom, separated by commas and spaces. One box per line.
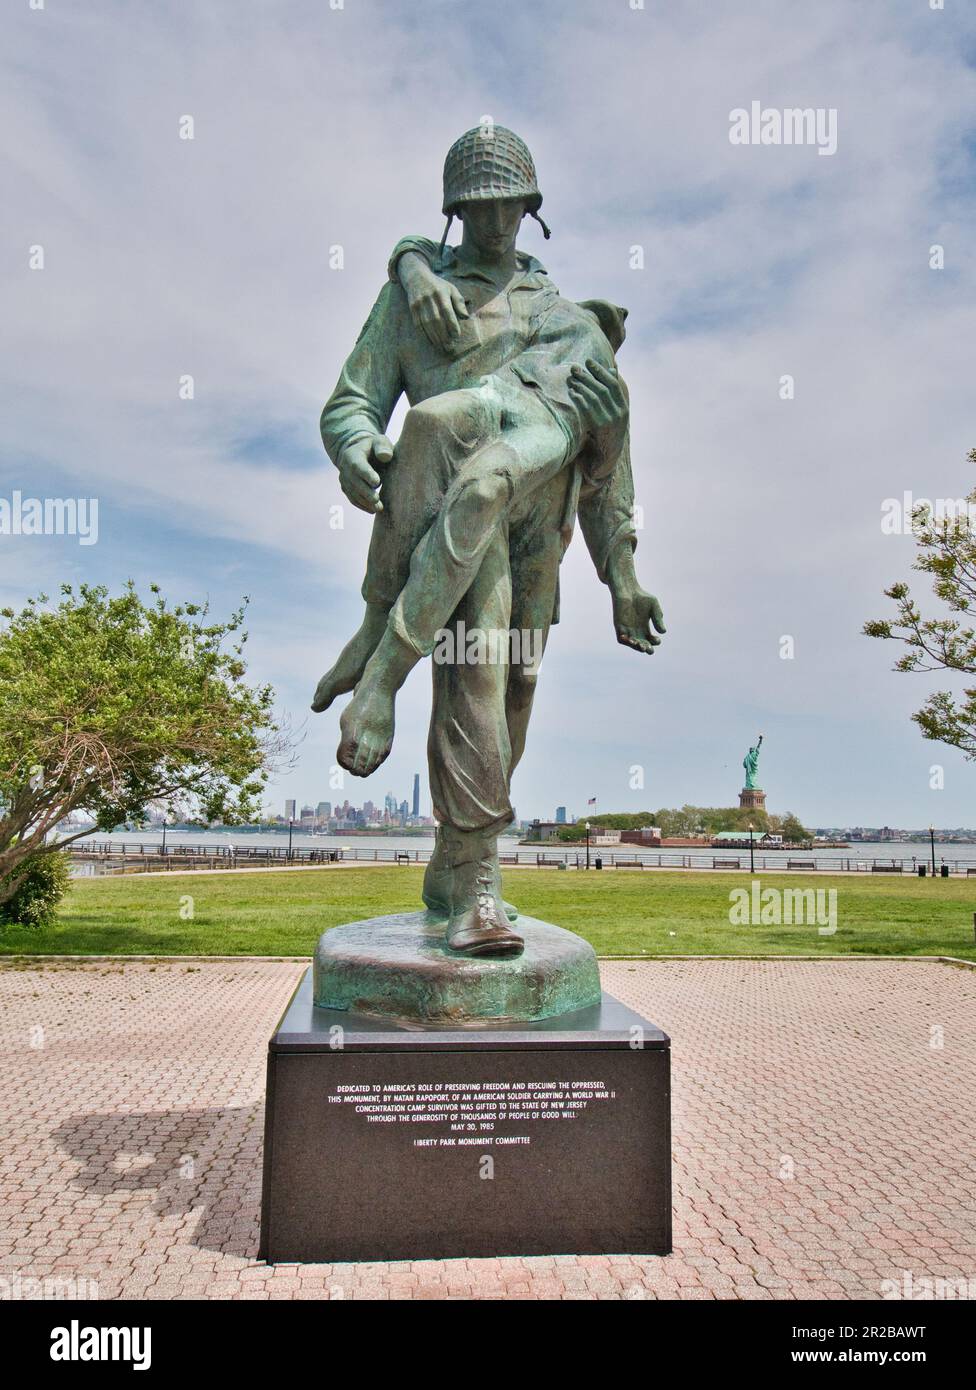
965, 867, 976, 876
395, 852, 411, 864
712, 857, 741, 869
787, 860, 817, 869
871, 864, 904, 873
536, 855, 566, 866
499, 854, 519, 865
613, 858, 645, 869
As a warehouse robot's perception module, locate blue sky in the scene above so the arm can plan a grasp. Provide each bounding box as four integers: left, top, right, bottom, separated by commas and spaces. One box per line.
3, 0, 976, 827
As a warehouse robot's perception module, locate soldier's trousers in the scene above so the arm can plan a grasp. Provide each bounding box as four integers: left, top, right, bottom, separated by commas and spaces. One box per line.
361, 378, 578, 833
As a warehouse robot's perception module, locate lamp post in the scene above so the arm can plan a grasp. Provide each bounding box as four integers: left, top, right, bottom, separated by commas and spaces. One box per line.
929, 824, 936, 879
287, 818, 294, 862
161, 820, 167, 856
748, 822, 755, 875
585, 821, 591, 871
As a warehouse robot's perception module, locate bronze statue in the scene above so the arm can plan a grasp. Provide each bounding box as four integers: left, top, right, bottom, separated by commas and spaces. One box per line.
313, 125, 665, 961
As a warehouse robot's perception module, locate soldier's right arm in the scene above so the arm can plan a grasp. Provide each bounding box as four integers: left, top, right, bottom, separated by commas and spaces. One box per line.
320, 283, 405, 513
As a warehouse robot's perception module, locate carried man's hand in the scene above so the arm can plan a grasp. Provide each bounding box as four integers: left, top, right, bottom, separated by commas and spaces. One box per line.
338, 434, 394, 513
399, 251, 469, 351
612, 586, 667, 655
606, 543, 666, 656
568, 359, 628, 430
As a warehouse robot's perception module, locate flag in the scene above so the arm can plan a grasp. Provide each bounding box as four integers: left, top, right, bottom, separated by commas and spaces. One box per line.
587, 797, 597, 806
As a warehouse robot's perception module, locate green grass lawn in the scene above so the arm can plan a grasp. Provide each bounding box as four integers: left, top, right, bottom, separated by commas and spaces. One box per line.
1, 866, 974, 959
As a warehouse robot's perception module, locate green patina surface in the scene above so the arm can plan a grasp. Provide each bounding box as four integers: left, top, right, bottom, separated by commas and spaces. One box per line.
307, 124, 664, 980
743, 735, 763, 790
314, 910, 601, 1023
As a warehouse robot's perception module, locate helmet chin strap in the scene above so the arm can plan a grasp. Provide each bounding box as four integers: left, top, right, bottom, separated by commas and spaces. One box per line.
438, 206, 551, 258
438, 214, 454, 257
529, 208, 551, 240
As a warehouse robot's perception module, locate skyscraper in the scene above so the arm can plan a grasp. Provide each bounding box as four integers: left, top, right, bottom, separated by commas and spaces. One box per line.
555, 806, 567, 824
412, 773, 420, 819
284, 799, 296, 821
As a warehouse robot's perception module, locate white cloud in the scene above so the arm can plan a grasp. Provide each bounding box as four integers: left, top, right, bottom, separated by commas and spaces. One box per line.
3, 0, 975, 823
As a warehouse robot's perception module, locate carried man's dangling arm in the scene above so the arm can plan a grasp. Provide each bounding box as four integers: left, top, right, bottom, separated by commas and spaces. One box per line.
577, 430, 666, 655
388, 236, 471, 351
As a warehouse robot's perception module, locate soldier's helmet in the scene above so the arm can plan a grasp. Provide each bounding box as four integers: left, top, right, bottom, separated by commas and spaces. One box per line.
442, 124, 543, 217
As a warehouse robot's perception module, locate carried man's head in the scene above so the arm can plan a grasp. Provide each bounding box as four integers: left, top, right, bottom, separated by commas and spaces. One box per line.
440, 124, 550, 256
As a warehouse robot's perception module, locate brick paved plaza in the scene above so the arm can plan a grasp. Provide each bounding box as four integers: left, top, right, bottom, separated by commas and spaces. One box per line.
1, 957, 973, 1300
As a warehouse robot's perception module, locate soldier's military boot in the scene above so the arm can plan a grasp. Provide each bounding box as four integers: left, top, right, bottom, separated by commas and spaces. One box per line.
424, 825, 518, 923
444, 829, 524, 957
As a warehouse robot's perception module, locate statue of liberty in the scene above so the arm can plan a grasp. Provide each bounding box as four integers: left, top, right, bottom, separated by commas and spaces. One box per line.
742, 735, 763, 790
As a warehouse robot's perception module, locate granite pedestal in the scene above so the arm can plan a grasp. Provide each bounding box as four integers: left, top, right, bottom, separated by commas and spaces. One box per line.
259, 969, 671, 1263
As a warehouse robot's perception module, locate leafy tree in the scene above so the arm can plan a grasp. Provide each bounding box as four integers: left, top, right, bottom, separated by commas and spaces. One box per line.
865, 450, 976, 757
0, 850, 70, 927
0, 583, 287, 906
655, 804, 769, 836
776, 813, 810, 843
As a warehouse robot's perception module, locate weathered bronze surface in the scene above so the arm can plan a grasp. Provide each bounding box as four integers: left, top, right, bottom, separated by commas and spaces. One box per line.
312, 125, 665, 995
313, 911, 601, 1024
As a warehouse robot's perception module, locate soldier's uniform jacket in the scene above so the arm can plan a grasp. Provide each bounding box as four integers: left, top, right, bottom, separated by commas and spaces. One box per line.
320, 236, 640, 587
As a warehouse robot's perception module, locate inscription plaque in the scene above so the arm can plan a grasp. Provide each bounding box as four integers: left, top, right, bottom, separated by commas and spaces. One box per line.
260, 970, 671, 1263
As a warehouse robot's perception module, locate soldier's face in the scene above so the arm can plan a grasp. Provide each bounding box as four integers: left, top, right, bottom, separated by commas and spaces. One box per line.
460, 199, 526, 257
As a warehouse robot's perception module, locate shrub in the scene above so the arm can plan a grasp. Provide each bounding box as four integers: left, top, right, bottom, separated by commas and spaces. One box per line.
0, 851, 71, 928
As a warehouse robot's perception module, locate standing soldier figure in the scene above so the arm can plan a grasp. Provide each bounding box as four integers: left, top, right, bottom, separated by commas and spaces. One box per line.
314, 125, 665, 957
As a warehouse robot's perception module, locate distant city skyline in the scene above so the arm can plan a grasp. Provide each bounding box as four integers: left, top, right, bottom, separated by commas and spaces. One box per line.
273, 773, 435, 829
266, 786, 976, 841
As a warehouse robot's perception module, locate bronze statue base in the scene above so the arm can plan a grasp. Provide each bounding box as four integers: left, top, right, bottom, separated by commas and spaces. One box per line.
313, 910, 601, 1024
739, 787, 766, 810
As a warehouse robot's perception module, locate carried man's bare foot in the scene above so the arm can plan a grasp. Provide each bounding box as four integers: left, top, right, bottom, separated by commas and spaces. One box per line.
337, 678, 397, 776
336, 626, 421, 775
311, 605, 389, 712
